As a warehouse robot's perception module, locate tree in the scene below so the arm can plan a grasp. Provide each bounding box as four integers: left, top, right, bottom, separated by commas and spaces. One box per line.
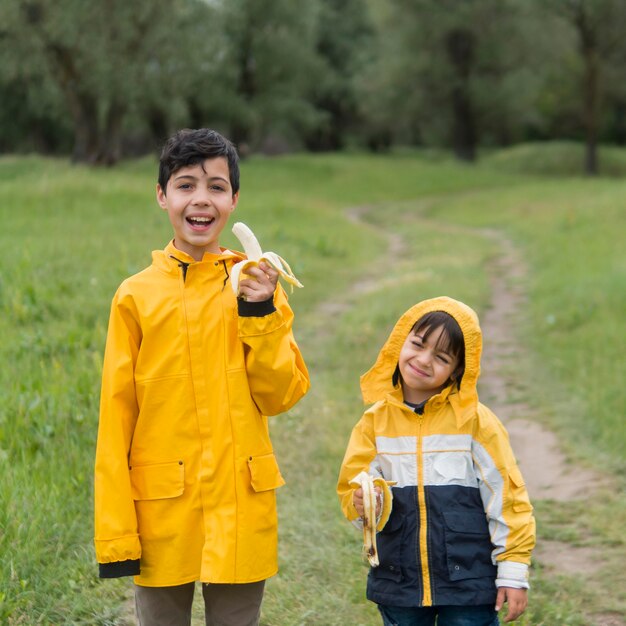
215, 0, 325, 153
303, 0, 374, 151
0, 0, 219, 164
541, 0, 626, 174
358, 0, 542, 160
0, 2, 70, 153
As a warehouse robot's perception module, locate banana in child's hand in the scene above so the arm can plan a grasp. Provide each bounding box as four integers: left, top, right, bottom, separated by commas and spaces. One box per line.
360, 473, 379, 567
230, 222, 303, 295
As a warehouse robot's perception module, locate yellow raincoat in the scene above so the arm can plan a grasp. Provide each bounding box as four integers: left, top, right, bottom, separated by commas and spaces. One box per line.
94, 241, 309, 586
337, 297, 535, 607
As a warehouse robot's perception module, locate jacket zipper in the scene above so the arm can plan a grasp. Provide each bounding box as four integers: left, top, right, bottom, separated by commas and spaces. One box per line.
416, 411, 432, 606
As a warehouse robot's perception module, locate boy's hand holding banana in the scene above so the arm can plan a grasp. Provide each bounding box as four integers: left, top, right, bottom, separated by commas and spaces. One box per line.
231, 222, 303, 302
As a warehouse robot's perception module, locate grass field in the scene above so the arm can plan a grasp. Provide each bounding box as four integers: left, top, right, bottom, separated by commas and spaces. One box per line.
0, 144, 624, 624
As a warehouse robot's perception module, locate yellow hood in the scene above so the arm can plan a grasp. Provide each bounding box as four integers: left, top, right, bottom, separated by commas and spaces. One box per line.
360, 296, 482, 427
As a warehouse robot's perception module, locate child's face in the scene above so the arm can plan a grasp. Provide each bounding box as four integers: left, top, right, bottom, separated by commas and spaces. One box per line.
398, 325, 460, 404
156, 157, 239, 261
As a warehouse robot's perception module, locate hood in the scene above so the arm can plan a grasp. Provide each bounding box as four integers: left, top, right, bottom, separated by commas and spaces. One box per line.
360, 296, 482, 426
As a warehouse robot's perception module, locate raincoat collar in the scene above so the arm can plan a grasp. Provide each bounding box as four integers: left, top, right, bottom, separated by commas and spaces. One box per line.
151, 240, 242, 275
360, 296, 482, 428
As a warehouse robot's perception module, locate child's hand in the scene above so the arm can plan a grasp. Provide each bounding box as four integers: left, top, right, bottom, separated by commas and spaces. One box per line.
238, 262, 279, 302
495, 587, 527, 622
353, 486, 382, 519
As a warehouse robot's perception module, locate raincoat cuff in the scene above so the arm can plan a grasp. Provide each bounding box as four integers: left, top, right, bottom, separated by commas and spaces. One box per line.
99, 559, 140, 578
496, 561, 529, 589
238, 296, 276, 317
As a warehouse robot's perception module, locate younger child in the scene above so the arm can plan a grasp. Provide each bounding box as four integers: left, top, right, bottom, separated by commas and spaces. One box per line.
94, 128, 310, 626
337, 296, 535, 625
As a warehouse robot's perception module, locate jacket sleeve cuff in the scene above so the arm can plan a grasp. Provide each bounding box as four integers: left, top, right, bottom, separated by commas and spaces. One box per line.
99, 559, 141, 578
496, 561, 530, 589
237, 296, 276, 317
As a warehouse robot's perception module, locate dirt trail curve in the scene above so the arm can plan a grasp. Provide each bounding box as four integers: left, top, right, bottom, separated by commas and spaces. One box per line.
477, 229, 604, 502
336, 207, 621, 626
477, 230, 622, 626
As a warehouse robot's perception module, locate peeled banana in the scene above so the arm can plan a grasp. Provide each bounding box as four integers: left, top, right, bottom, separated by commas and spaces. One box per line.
230, 222, 303, 295
361, 473, 379, 567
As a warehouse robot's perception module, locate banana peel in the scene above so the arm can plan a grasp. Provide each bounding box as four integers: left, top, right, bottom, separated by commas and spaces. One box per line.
361, 473, 379, 566
230, 222, 303, 295
350, 471, 395, 568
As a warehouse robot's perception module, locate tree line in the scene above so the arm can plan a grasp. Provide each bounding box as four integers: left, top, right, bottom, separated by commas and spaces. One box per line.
2, 0, 626, 174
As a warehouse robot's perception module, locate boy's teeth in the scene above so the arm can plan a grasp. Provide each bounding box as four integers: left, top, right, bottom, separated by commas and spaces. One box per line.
188, 217, 212, 224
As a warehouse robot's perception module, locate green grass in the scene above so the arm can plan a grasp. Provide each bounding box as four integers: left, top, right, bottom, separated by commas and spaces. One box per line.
482, 140, 626, 177
417, 179, 626, 468
0, 144, 624, 624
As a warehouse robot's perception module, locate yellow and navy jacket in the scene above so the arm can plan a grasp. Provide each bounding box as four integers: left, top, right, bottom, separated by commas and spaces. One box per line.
94, 240, 310, 586
337, 297, 535, 607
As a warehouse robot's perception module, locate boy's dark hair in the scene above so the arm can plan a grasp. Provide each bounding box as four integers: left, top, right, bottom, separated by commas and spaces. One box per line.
158, 128, 240, 195
393, 310, 466, 388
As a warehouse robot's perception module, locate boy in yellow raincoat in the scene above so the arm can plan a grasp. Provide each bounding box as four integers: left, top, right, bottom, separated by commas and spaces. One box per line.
337, 297, 535, 626
94, 128, 310, 625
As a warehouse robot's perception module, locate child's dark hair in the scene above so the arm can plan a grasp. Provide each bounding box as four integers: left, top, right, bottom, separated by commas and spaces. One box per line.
158, 128, 240, 195
393, 310, 465, 387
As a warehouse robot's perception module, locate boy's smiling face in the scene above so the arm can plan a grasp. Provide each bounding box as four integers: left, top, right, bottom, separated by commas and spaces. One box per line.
398, 325, 460, 404
156, 157, 238, 261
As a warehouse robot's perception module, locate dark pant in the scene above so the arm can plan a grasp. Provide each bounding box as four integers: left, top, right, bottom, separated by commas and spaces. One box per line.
135, 580, 265, 626
378, 604, 499, 626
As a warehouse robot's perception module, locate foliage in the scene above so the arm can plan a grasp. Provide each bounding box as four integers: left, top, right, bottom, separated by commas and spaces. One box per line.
4, 1, 626, 168
538, 0, 626, 172
214, 0, 325, 153
301, 0, 374, 151
357, 0, 547, 158
0, 0, 216, 163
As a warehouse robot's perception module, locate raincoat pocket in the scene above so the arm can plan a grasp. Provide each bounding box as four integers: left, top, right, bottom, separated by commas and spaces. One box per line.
508, 465, 532, 513
131, 460, 185, 501
247, 453, 285, 492
443, 511, 496, 581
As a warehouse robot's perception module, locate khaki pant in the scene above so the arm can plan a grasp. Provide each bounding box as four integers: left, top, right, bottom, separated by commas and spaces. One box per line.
134, 580, 265, 626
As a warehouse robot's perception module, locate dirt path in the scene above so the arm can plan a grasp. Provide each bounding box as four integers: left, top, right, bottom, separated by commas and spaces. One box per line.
477, 230, 622, 626
477, 229, 607, 502
316, 206, 408, 322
